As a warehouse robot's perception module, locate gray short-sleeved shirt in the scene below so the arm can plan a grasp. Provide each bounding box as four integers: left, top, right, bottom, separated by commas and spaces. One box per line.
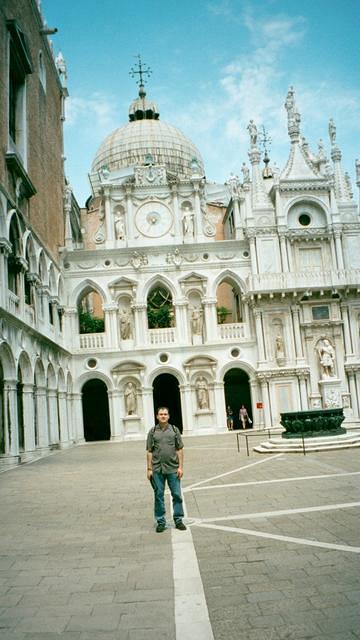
146, 423, 184, 474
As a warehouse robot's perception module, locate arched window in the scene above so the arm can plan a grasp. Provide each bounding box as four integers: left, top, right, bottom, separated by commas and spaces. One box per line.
216, 279, 242, 324
78, 289, 105, 334
147, 286, 174, 329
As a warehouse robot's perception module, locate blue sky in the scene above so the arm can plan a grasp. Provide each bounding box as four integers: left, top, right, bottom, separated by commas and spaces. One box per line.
42, 0, 360, 206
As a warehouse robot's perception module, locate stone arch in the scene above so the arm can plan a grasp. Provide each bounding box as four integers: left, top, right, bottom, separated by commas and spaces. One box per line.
18, 351, 33, 384
57, 275, 66, 305
38, 250, 48, 286
70, 279, 109, 308
57, 367, 66, 392
146, 279, 176, 330
151, 368, 184, 432
0, 196, 6, 236
48, 263, 57, 296
286, 196, 329, 228
34, 358, 46, 387
46, 362, 57, 390
23, 232, 37, 270
73, 281, 107, 335
213, 271, 245, 323
142, 273, 178, 303
75, 370, 113, 394
81, 376, 111, 441
222, 364, 254, 430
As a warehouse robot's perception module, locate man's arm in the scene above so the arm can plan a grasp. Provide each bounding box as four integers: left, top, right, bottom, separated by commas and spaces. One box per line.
146, 451, 153, 479
177, 447, 184, 479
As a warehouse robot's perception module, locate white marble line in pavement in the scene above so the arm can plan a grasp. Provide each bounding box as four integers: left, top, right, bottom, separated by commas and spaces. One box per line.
194, 522, 360, 554
183, 453, 283, 492
188, 470, 360, 492
197, 500, 360, 523
171, 494, 214, 640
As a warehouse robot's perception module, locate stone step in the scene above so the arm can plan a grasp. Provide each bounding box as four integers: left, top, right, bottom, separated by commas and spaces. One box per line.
253, 431, 360, 454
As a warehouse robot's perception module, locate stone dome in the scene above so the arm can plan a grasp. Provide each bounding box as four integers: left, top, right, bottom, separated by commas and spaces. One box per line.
91, 86, 204, 179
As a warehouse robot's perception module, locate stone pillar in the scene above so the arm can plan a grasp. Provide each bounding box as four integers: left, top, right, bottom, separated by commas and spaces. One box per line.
298, 373, 308, 410
71, 392, 85, 441
108, 389, 123, 441
202, 297, 218, 342
279, 234, 289, 272
254, 308, 266, 364
66, 393, 74, 442
125, 186, 134, 240
341, 304, 353, 356
180, 384, 193, 434
291, 305, 305, 363
58, 391, 70, 446
250, 377, 262, 429
133, 303, 147, 347
104, 188, 114, 246
22, 383, 36, 452
249, 236, 258, 273
171, 185, 181, 237
176, 300, 189, 345
17, 259, 27, 318
4, 380, 19, 457
65, 308, 79, 350
193, 182, 202, 240
334, 230, 344, 270
213, 381, 227, 432
0, 239, 11, 308
259, 378, 272, 428
103, 303, 118, 349
142, 386, 155, 434
329, 236, 338, 270
47, 389, 59, 444
35, 385, 49, 448
347, 371, 359, 417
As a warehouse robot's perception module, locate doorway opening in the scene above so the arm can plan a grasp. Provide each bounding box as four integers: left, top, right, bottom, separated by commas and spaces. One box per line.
82, 379, 110, 441
224, 368, 252, 430
153, 373, 182, 432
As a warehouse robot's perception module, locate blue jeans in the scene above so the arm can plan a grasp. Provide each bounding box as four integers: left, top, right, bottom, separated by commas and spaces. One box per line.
152, 471, 184, 525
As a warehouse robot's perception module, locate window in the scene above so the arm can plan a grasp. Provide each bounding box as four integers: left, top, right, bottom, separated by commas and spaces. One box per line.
38, 50, 46, 90
312, 306, 330, 320
7, 20, 33, 162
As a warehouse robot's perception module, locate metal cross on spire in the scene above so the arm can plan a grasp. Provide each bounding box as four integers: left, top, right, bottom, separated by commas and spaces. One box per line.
259, 125, 272, 157
129, 54, 152, 87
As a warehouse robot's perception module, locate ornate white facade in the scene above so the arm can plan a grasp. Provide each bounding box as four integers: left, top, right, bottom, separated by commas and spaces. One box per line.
1, 28, 360, 466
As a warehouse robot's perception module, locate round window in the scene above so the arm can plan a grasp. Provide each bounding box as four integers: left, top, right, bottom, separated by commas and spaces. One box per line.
299, 213, 311, 227
159, 353, 169, 363
87, 358, 97, 369
230, 347, 240, 358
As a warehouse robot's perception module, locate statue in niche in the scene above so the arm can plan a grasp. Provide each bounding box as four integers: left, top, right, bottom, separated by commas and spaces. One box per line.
275, 333, 285, 359
317, 338, 336, 378
190, 306, 203, 336
115, 214, 125, 240
119, 307, 132, 340
124, 381, 137, 415
196, 376, 209, 410
182, 209, 194, 237
247, 120, 257, 146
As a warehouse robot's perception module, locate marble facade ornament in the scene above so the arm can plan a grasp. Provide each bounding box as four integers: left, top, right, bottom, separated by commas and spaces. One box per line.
135, 165, 167, 186
119, 307, 132, 340
124, 381, 137, 415
195, 375, 210, 409
317, 338, 336, 379
130, 251, 148, 270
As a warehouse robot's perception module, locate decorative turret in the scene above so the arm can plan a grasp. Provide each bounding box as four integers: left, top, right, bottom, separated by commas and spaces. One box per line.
128, 56, 159, 121
284, 86, 301, 142
328, 118, 353, 202
247, 120, 273, 209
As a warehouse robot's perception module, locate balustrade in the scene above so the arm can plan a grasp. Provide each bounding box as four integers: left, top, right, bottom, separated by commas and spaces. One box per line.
148, 327, 176, 346
79, 333, 105, 349
218, 322, 247, 341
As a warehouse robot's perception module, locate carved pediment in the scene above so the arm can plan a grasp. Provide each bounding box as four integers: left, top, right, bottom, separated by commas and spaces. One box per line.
108, 276, 138, 296
111, 361, 145, 385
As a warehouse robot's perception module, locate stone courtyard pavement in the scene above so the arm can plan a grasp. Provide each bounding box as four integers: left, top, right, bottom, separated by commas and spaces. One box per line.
0, 433, 360, 640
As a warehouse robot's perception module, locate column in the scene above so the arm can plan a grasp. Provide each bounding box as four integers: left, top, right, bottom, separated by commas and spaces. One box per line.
0, 239, 11, 308
329, 236, 338, 270
176, 300, 189, 345
193, 181, 202, 240
250, 378, 262, 429
58, 391, 70, 445
279, 234, 289, 272
213, 381, 227, 432
71, 392, 85, 441
249, 236, 258, 274
47, 389, 59, 444
171, 185, 181, 237
341, 304, 353, 356
133, 303, 147, 346
291, 305, 305, 362
103, 304, 118, 349
253, 308, 266, 364
22, 383, 36, 452
298, 374, 308, 410
108, 389, 123, 440
125, 186, 134, 240
202, 298, 218, 342
180, 383, 194, 435
334, 230, 344, 270
5, 380, 19, 457
259, 378, 271, 428
104, 188, 114, 246
35, 385, 49, 448
348, 371, 359, 417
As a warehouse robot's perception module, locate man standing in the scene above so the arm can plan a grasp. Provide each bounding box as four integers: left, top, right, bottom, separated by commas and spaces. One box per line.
146, 407, 186, 533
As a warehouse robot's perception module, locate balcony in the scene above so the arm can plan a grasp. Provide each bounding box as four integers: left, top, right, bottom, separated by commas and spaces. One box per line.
247, 269, 360, 294
148, 327, 176, 346
8, 290, 20, 314
218, 322, 248, 341
79, 333, 105, 349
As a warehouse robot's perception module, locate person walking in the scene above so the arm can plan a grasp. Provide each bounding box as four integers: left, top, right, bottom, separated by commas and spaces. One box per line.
239, 404, 252, 429
146, 406, 186, 533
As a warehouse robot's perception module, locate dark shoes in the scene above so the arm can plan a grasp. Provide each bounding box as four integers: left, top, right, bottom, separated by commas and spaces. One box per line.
156, 522, 166, 533
156, 521, 187, 532
175, 521, 187, 531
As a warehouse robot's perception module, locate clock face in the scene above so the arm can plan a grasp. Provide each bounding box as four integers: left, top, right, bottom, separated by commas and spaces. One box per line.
135, 201, 173, 238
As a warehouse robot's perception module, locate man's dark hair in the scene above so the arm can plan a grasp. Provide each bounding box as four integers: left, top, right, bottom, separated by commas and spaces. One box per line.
156, 406, 169, 414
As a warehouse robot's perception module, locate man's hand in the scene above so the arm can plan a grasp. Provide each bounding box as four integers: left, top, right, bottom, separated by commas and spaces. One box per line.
177, 467, 183, 479
147, 468, 153, 480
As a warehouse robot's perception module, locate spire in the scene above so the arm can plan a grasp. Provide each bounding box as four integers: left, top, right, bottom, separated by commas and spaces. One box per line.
247, 120, 272, 208
329, 118, 352, 201
128, 55, 159, 121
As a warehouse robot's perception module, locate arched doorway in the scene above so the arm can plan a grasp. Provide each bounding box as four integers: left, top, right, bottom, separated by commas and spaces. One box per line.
224, 368, 252, 430
82, 379, 110, 441
153, 373, 182, 432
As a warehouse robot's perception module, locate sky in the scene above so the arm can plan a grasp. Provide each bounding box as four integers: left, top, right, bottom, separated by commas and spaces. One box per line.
41, 0, 360, 207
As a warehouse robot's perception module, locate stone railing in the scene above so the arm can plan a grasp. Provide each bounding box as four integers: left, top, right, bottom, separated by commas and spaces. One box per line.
8, 290, 19, 314
79, 333, 105, 349
218, 322, 247, 341
148, 327, 176, 346
247, 269, 360, 293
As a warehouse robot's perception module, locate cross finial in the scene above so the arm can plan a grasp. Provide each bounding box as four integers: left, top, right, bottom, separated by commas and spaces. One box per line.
129, 54, 152, 88
259, 125, 272, 156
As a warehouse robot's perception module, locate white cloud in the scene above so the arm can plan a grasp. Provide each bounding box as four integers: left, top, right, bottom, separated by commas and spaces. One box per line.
65, 93, 118, 135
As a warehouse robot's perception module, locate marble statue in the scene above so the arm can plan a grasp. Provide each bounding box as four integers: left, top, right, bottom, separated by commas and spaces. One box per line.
119, 307, 132, 340
124, 381, 137, 415
318, 338, 336, 378
247, 120, 257, 146
190, 306, 203, 335
183, 209, 194, 236
241, 162, 250, 183
328, 118, 336, 145
115, 214, 125, 240
196, 376, 209, 410
275, 334, 285, 358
